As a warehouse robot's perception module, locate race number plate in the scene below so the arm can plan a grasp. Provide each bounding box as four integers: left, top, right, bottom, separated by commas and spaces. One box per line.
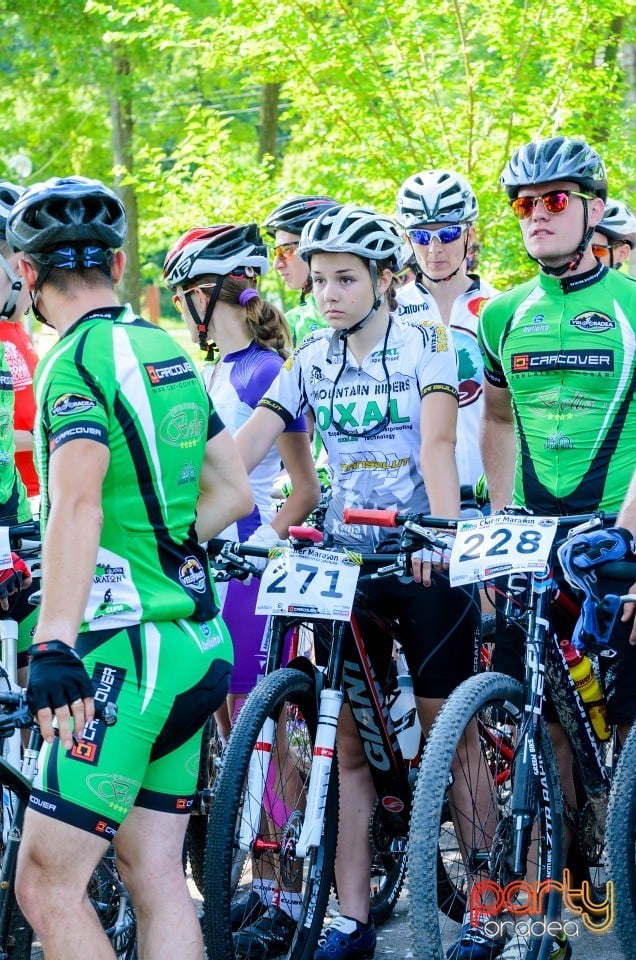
449, 515, 557, 587
256, 546, 361, 620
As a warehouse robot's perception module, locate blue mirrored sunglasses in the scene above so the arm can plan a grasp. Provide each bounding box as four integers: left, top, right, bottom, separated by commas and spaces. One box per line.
409, 225, 466, 246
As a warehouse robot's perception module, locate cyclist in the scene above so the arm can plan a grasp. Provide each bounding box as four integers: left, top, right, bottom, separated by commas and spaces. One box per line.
263, 195, 338, 346
0, 181, 40, 500
234, 203, 482, 960
591, 197, 636, 271
395, 169, 498, 490
478, 135, 636, 960
8, 176, 254, 960
163, 223, 319, 737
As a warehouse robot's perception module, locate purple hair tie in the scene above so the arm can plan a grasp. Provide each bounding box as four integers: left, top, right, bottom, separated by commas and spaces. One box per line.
238, 288, 259, 306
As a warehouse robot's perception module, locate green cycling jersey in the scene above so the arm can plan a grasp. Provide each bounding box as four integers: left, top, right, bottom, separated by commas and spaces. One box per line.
33, 304, 224, 630
479, 263, 636, 514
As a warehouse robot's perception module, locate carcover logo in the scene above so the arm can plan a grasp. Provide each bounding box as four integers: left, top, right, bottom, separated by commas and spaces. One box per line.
511, 351, 613, 373
144, 358, 196, 386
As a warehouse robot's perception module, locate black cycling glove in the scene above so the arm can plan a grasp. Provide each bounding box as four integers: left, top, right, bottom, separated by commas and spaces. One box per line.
27, 640, 94, 714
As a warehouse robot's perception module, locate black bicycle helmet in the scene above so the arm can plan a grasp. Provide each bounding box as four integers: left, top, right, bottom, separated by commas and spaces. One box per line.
500, 137, 608, 201
6, 176, 127, 254
263, 195, 338, 238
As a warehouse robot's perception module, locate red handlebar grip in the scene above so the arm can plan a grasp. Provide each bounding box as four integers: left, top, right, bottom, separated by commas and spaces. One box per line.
288, 525, 323, 543
342, 509, 399, 528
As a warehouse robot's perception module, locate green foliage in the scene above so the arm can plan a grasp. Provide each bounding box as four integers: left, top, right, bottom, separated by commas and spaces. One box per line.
0, 0, 634, 295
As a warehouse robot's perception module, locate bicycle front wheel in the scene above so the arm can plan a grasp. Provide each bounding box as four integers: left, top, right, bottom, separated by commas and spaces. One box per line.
606, 722, 636, 960
204, 667, 338, 960
408, 672, 563, 960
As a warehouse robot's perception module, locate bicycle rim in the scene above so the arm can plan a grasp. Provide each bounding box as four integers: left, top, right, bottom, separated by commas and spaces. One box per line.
204, 667, 337, 960
408, 672, 563, 960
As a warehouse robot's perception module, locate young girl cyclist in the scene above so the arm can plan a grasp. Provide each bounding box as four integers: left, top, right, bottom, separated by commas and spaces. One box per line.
234, 204, 482, 960
163, 222, 320, 711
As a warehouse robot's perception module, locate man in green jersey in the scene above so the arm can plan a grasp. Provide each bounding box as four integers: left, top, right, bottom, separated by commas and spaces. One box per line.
473, 137, 636, 960
7, 176, 253, 960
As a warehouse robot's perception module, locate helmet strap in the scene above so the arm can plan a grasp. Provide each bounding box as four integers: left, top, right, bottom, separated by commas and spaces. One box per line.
28, 266, 56, 329
0, 253, 23, 320
187, 281, 224, 351
534, 200, 594, 277
338, 260, 381, 340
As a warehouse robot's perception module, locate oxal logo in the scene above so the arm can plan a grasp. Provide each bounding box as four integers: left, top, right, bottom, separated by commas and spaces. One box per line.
52, 394, 97, 416
511, 351, 614, 373
570, 311, 615, 333
179, 556, 206, 593
470, 869, 614, 937
160, 403, 206, 448
144, 357, 196, 387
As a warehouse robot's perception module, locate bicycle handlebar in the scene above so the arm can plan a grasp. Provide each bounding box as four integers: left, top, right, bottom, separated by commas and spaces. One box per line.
342, 508, 458, 530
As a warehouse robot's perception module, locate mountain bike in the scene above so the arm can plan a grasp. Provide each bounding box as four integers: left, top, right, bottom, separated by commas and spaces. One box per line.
403, 510, 629, 960
202, 516, 460, 960
0, 521, 136, 960
573, 565, 636, 960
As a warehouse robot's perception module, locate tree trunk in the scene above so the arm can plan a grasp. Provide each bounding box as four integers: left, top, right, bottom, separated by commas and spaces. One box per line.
258, 82, 281, 165
109, 52, 141, 313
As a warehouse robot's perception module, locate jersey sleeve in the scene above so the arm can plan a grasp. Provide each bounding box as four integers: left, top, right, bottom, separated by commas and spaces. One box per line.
478, 297, 508, 388
411, 321, 459, 400
246, 351, 306, 433
206, 393, 225, 440
257, 350, 308, 427
40, 353, 110, 454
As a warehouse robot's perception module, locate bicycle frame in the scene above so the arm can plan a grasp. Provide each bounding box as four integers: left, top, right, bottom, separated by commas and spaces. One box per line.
237, 605, 414, 861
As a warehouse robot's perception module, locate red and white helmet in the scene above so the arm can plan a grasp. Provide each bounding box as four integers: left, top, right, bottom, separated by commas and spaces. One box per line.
163, 223, 269, 289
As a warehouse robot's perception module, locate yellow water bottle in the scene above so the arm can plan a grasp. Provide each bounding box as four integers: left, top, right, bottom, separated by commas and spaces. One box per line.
560, 639, 611, 741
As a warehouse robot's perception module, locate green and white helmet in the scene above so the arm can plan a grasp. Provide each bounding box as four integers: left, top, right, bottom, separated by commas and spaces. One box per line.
501, 136, 608, 200
396, 170, 478, 229
598, 199, 636, 249
298, 204, 402, 266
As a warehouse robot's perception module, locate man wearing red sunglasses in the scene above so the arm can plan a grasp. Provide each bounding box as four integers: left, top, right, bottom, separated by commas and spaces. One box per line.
473, 137, 636, 960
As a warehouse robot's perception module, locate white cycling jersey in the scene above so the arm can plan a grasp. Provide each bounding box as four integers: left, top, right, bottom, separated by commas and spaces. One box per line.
258, 317, 459, 550
396, 276, 498, 486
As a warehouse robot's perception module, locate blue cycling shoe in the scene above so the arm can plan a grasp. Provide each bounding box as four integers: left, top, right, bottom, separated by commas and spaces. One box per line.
314, 915, 376, 959
446, 923, 506, 960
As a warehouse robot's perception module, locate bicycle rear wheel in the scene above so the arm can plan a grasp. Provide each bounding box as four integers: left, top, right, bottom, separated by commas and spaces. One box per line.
606, 723, 636, 960
204, 667, 338, 960
187, 716, 223, 896
408, 672, 563, 960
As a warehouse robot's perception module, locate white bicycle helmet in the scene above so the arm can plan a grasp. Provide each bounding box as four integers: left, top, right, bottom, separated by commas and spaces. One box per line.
298, 204, 402, 266
263, 195, 338, 238
396, 170, 478, 229
501, 137, 608, 200
598, 199, 636, 248
0, 181, 24, 234
6, 176, 127, 253
163, 224, 269, 289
